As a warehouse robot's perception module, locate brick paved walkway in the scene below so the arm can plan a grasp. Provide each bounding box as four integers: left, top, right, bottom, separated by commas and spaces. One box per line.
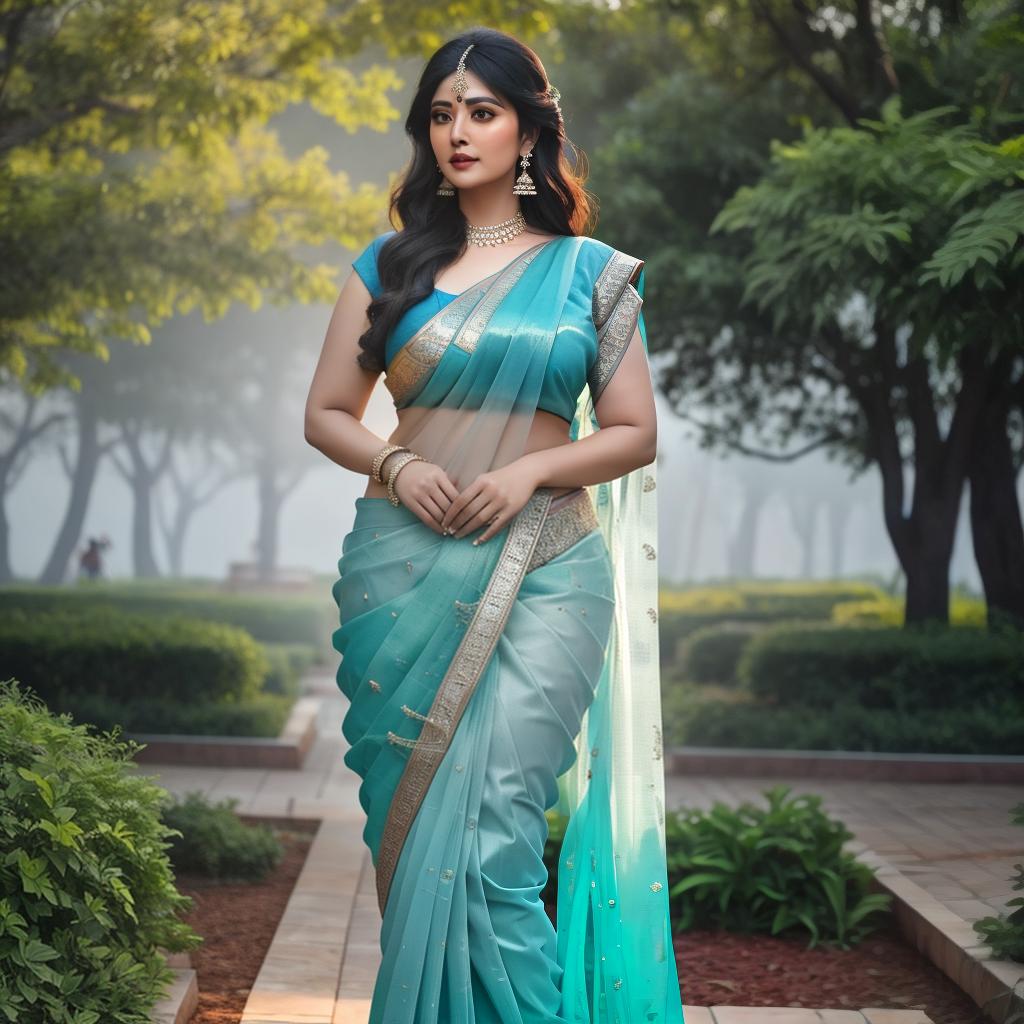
136, 669, 1024, 1022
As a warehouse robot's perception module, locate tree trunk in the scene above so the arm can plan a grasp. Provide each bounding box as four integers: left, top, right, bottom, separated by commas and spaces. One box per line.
901, 512, 957, 623
129, 474, 161, 578
728, 477, 771, 578
826, 497, 852, 578
785, 494, 818, 578
255, 457, 280, 581
38, 394, 101, 585
968, 398, 1024, 631
0, 484, 13, 582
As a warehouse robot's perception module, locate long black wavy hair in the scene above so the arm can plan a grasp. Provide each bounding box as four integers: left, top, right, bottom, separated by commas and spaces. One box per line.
355, 27, 597, 373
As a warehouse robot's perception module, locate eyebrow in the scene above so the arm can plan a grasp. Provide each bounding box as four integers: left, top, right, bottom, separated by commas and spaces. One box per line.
431, 95, 505, 109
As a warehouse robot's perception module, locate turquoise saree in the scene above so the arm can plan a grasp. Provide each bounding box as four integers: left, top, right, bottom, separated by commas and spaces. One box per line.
332, 233, 684, 1022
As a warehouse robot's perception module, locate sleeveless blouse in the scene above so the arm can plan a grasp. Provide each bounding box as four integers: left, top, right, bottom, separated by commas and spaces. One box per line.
351, 231, 641, 424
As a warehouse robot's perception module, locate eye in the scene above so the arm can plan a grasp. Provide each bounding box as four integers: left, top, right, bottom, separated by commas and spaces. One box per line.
431, 109, 495, 123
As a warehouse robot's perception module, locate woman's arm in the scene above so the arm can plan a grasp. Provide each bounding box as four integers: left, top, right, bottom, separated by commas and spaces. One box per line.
517, 322, 657, 488
304, 269, 409, 481
304, 267, 459, 533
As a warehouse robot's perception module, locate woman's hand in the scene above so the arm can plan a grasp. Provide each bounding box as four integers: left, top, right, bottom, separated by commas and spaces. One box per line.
440, 462, 539, 545
391, 457, 460, 535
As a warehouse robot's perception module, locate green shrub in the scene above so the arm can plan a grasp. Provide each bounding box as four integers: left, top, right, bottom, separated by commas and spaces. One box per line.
0, 606, 269, 706
0, 583, 330, 647
740, 621, 1024, 711
665, 784, 891, 949
832, 594, 988, 627
159, 791, 283, 882
53, 692, 293, 738
0, 678, 202, 1023
261, 642, 319, 697
973, 802, 1024, 963
677, 622, 763, 685
657, 580, 888, 664
672, 691, 1024, 754
659, 580, 887, 618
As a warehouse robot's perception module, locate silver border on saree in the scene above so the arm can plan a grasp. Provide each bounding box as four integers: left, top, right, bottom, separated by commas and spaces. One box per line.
385, 240, 556, 408
375, 485, 600, 914
589, 250, 645, 402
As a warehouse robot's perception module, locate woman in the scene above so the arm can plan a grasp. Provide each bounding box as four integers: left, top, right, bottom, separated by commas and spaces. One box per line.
304, 27, 685, 1023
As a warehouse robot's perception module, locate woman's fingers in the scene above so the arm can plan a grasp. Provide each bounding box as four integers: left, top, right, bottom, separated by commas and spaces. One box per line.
472, 508, 505, 545
417, 504, 448, 534
420, 492, 447, 526
451, 495, 489, 537
456, 498, 500, 539
444, 489, 481, 533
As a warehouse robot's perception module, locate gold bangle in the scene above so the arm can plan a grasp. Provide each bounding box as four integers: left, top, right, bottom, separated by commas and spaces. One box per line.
371, 444, 409, 484
386, 452, 425, 506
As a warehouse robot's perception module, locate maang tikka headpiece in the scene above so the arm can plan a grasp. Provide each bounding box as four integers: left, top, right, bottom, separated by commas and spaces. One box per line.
453, 43, 474, 102
453, 42, 562, 120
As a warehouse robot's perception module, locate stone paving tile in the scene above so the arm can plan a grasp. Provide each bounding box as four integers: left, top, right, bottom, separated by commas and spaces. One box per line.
860, 1012, 932, 1024
681, 1008, 715, 1023
710, 1009, 823, 1023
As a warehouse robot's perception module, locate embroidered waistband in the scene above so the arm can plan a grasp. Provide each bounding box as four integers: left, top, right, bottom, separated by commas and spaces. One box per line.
526, 487, 599, 574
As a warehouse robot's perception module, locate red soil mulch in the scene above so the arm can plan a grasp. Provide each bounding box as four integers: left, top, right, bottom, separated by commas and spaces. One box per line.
174, 824, 987, 1024
172, 819, 317, 1024
673, 921, 988, 1024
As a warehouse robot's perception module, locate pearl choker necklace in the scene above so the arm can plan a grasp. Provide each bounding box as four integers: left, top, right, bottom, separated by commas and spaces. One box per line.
466, 210, 527, 247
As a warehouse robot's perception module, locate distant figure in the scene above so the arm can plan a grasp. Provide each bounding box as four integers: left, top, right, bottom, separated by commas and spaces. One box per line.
78, 535, 111, 581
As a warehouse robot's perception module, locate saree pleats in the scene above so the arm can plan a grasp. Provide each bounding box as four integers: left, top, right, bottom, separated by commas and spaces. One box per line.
334, 494, 615, 1023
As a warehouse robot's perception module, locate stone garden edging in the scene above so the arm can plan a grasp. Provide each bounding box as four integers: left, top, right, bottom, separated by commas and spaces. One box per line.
668, 745, 1024, 784
856, 846, 1024, 1023
128, 695, 322, 769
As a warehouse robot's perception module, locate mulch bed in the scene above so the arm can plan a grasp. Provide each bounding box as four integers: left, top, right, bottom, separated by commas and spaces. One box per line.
673, 921, 988, 1023
172, 820, 317, 1024
173, 822, 985, 1024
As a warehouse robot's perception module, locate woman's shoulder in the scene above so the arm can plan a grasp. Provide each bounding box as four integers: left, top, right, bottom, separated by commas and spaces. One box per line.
580, 235, 643, 268
577, 236, 645, 293
351, 229, 399, 298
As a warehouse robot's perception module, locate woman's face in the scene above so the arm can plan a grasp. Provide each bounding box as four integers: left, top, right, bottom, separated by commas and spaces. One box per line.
429, 69, 532, 189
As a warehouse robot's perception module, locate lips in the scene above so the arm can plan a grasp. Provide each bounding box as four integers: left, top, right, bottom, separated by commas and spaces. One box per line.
450, 156, 477, 166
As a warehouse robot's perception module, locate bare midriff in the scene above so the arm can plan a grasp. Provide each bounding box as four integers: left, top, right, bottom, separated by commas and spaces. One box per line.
362, 407, 577, 501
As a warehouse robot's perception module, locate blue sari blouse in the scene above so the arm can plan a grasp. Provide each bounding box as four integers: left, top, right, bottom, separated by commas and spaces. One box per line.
351, 230, 641, 425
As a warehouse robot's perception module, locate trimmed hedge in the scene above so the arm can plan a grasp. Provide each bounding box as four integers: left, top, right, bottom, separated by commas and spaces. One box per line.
262, 642, 320, 697
740, 622, 1024, 711
0, 606, 269, 706
676, 622, 764, 685
0, 583, 330, 648
675, 694, 1024, 754
658, 580, 889, 662
0, 678, 201, 1022
52, 692, 292, 737
831, 594, 988, 627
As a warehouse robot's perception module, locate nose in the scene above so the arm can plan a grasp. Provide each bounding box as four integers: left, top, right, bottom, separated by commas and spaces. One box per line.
448, 105, 469, 143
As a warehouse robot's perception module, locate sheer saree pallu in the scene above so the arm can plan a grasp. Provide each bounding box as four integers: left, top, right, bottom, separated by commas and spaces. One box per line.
332, 235, 685, 1022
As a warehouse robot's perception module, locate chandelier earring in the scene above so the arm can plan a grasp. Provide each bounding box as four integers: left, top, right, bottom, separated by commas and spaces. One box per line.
513, 149, 537, 196
436, 163, 455, 197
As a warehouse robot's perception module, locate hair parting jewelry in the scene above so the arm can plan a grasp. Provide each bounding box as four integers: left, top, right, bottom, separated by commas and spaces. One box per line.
453, 43, 474, 103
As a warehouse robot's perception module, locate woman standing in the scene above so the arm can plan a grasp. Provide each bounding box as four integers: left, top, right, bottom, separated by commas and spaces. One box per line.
304, 26, 685, 1023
